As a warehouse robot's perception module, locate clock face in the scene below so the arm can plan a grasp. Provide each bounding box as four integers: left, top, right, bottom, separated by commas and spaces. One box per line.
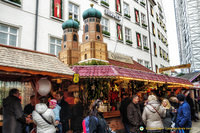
85, 35, 89, 40
97, 35, 100, 40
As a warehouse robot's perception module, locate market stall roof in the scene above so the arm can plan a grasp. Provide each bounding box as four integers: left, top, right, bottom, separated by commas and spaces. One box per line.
0, 44, 74, 81
177, 72, 200, 82
108, 59, 153, 73
72, 65, 192, 86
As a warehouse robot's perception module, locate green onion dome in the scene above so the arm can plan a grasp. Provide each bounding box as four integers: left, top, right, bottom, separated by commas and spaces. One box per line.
62, 18, 79, 30
82, 4, 102, 20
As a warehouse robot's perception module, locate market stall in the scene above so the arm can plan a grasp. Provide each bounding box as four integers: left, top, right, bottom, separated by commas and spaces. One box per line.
72, 65, 193, 132
0, 44, 74, 126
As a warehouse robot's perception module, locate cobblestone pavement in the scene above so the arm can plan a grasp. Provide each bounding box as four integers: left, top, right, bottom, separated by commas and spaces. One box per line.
190, 113, 200, 133
191, 120, 200, 133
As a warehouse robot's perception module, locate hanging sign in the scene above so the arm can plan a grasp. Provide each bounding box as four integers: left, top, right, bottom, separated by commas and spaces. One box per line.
73, 73, 79, 83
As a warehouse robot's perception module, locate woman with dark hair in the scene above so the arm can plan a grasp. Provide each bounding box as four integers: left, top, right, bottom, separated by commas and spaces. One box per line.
83, 99, 109, 133
32, 96, 56, 133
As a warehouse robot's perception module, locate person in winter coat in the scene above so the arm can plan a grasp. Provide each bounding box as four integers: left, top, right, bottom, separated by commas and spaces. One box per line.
49, 99, 62, 133
120, 93, 131, 133
186, 93, 197, 122
3, 88, 30, 133
56, 91, 72, 133
24, 95, 36, 133
84, 99, 109, 133
32, 96, 56, 133
142, 95, 166, 133
71, 98, 83, 133
127, 95, 143, 133
176, 94, 192, 133
161, 99, 176, 133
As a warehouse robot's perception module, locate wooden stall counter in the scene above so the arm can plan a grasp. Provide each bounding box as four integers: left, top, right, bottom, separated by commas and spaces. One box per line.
104, 111, 124, 132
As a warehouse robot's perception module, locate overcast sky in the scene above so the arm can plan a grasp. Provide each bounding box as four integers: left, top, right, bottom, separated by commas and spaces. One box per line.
162, 0, 180, 66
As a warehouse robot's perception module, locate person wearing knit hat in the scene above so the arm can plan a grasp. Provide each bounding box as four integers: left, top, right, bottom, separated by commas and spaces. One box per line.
176, 94, 192, 133
49, 99, 62, 133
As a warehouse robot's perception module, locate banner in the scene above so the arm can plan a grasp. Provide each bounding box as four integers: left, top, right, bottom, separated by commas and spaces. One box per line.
52, 0, 62, 19
116, 0, 121, 13
117, 24, 123, 40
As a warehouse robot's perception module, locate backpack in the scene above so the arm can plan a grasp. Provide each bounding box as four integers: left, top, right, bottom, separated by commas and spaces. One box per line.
82, 116, 98, 133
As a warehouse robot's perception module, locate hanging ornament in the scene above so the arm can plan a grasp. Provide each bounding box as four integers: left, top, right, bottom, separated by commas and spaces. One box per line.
37, 78, 51, 96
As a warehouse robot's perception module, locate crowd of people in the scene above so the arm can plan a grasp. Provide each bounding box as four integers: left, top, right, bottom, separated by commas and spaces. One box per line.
2, 88, 199, 133
2, 88, 83, 133
120, 92, 196, 133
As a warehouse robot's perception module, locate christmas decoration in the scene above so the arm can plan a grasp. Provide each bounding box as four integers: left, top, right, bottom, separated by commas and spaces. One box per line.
37, 78, 51, 96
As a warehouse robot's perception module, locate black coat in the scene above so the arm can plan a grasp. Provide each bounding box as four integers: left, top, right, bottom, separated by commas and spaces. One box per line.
162, 107, 175, 128
71, 102, 83, 131
58, 98, 72, 132
119, 97, 131, 124
24, 103, 35, 115
3, 95, 26, 133
89, 113, 108, 133
127, 102, 143, 132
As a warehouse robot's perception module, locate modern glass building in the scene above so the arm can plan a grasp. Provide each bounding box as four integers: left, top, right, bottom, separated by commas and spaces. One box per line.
174, 0, 200, 73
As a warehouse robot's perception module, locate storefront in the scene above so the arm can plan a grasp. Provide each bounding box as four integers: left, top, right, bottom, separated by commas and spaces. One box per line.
0, 44, 74, 127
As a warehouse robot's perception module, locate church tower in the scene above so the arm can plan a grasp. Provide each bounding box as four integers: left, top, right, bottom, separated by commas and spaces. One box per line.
80, 4, 108, 62
59, 17, 79, 65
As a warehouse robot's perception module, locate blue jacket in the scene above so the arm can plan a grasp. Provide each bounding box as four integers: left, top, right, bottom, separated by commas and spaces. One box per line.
53, 105, 61, 121
176, 101, 192, 128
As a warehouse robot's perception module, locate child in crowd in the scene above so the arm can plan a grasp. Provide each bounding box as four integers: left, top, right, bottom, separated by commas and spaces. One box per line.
49, 99, 62, 133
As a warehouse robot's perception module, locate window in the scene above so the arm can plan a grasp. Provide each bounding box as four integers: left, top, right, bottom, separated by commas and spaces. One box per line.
141, 13, 146, 24
137, 59, 143, 65
150, 5, 154, 16
159, 46, 162, 57
135, 9, 140, 24
158, 29, 160, 39
85, 24, 88, 33
125, 27, 131, 42
96, 24, 100, 32
73, 34, 77, 41
136, 33, 141, 47
142, 35, 147, 47
52, 0, 63, 19
63, 35, 67, 41
101, 17, 109, 32
116, 0, 121, 13
50, 37, 61, 56
152, 22, 155, 36
3, 0, 21, 5
0, 24, 18, 47
155, 65, 158, 73
144, 61, 149, 68
154, 42, 157, 56
117, 24, 123, 41
69, 3, 79, 20
124, 3, 130, 16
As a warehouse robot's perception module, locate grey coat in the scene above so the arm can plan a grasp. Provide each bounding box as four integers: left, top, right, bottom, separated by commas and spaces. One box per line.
3, 95, 25, 133
142, 100, 166, 131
